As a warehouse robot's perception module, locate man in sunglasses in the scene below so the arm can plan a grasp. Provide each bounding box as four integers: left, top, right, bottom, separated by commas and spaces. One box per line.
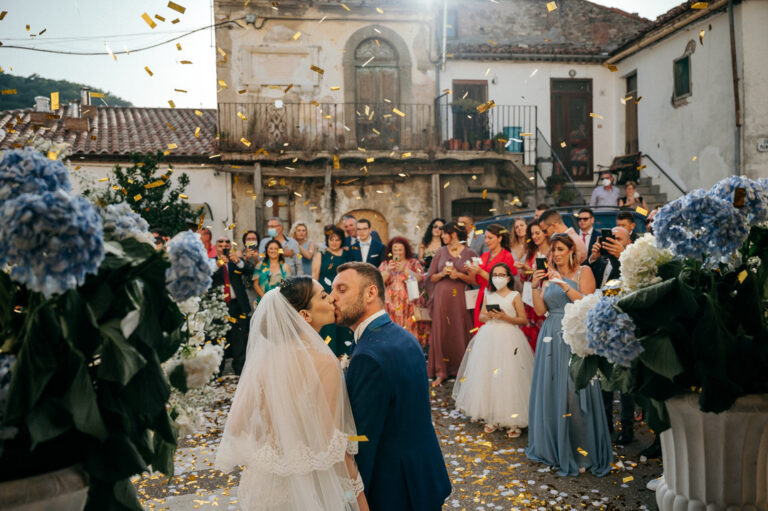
576, 208, 598, 255
537, 209, 587, 265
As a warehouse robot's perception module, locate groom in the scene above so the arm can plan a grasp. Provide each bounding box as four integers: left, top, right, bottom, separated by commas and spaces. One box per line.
332, 262, 451, 510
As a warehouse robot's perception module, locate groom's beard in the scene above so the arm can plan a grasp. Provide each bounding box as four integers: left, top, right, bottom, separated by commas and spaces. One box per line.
335, 292, 366, 328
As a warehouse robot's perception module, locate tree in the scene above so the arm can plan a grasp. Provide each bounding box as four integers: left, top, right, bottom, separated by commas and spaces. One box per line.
84, 151, 201, 235
0, 73, 132, 110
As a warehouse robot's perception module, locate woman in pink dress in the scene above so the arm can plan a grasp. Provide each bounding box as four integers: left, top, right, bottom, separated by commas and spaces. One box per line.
426, 221, 478, 387
468, 223, 517, 330
379, 237, 429, 346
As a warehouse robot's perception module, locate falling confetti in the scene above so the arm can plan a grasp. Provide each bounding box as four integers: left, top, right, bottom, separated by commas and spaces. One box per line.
141, 13, 156, 28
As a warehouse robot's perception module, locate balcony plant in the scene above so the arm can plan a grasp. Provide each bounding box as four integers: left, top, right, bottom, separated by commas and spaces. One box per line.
0, 148, 214, 511
562, 176, 768, 510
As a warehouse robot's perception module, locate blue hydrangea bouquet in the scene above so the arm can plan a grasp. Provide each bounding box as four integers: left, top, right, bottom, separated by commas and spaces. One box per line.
564, 175, 768, 433
0, 149, 212, 510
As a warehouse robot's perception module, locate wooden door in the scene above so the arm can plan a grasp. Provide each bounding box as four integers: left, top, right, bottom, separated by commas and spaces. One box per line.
551, 79, 593, 181
355, 39, 399, 150
625, 73, 639, 154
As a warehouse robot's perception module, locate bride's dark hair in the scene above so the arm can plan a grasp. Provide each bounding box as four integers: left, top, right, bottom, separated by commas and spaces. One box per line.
279, 276, 315, 312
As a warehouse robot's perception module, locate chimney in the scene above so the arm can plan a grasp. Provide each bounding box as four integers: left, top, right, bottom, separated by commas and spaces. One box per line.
80, 87, 91, 106
34, 96, 51, 112
68, 99, 81, 118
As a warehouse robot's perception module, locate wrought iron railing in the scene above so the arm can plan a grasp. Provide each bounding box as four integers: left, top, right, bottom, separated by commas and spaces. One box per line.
534, 128, 586, 206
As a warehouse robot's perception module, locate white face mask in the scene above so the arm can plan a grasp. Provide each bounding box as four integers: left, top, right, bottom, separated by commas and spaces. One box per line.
492, 276, 509, 290
601, 178, 612, 187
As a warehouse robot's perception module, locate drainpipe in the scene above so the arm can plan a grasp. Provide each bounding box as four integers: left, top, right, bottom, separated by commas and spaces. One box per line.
728, 0, 742, 175
441, 0, 447, 72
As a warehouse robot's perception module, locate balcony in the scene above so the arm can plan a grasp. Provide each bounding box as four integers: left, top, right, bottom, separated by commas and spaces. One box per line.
217, 102, 536, 164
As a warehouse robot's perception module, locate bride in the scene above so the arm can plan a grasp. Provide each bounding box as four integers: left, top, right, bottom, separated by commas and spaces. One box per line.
216, 276, 369, 510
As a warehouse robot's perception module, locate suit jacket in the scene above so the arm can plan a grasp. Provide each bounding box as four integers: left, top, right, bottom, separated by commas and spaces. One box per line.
344, 230, 382, 248
348, 237, 386, 266
211, 261, 252, 315
468, 232, 487, 255
346, 314, 451, 511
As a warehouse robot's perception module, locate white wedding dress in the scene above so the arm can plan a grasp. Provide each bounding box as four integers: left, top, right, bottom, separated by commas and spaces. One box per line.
215, 289, 364, 510
452, 290, 534, 429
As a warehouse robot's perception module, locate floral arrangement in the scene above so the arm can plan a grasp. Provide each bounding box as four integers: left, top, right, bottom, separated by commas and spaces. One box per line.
564, 176, 768, 432
0, 148, 213, 510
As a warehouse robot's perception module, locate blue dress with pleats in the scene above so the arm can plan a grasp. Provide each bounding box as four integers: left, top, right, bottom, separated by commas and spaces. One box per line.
525, 275, 613, 477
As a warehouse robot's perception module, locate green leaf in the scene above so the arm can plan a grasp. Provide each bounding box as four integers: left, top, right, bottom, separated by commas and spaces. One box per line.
617, 278, 676, 312
151, 429, 177, 475
112, 478, 143, 511
569, 355, 599, 391
168, 363, 187, 393
25, 398, 74, 449
98, 320, 147, 386
63, 358, 108, 441
85, 434, 147, 480
122, 353, 171, 420
639, 332, 685, 380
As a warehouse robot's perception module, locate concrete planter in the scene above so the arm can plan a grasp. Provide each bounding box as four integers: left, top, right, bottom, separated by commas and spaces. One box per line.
656, 393, 768, 511
0, 465, 88, 511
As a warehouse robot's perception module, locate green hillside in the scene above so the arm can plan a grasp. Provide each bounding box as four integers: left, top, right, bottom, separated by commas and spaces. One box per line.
0, 73, 132, 110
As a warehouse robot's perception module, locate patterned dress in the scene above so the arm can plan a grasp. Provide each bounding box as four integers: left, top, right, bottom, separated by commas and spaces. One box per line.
378, 258, 430, 346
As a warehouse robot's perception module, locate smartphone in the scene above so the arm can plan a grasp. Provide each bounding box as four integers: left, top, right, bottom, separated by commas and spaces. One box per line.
600, 228, 613, 256
535, 257, 548, 272
486, 303, 501, 313
394, 254, 400, 262
223, 247, 230, 257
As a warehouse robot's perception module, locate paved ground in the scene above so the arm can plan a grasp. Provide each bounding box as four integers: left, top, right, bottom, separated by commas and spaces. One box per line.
134, 376, 663, 510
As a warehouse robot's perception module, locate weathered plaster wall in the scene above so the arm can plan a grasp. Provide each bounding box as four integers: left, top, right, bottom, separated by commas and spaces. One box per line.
740, 0, 768, 180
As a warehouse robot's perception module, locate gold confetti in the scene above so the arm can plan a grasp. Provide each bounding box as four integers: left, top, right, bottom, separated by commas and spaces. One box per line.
482, 189, 487, 199
97, 177, 109, 182
737, 270, 748, 283
217, 47, 226, 57
171, 18, 179, 23
402, 152, 411, 158
392, 108, 406, 117
636, 207, 648, 216
194, 109, 203, 116
330, 86, 340, 91
284, 83, 294, 93
589, 112, 603, 119
546, 1, 557, 12
194, 126, 201, 138
167, 1, 186, 14
144, 180, 165, 189
476, 100, 496, 113
376, 7, 383, 13
443, 181, 450, 189
493, 368, 499, 375
520, 132, 533, 137
141, 13, 157, 28
47, 151, 58, 160
692, 155, 697, 161
699, 29, 706, 45
174, 88, 187, 93
240, 138, 251, 147
237, 111, 248, 121
179, 194, 188, 200
167, 143, 178, 150
340, 3, 351, 11
144, 66, 153, 76
292, 31, 301, 40
607, 64, 618, 72
691, 1, 709, 8
90, 92, 104, 98
218, 79, 228, 88
348, 435, 368, 442
637, 164, 647, 170
469, 327, 479, 334
310, 65, 324, 75
623, 476, 634, 483
577, 447, 588, 456
1, 89, 17, 95
333, 154, 340, 169
0, 11, 6, 20
560, 141, 567, 148
179, 60, 192, 64
50, 92, 59, 111
155, 14, 166, 22
562, 413, 572, 417
168, 100, 176, 108
133, 194, 143, 201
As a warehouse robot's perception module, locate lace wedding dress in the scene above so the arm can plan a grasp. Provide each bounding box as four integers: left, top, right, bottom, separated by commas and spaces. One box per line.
216, 289, 364, 510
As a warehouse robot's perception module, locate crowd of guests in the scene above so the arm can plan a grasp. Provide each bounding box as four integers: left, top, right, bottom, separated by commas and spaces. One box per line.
153, 202, 663, 475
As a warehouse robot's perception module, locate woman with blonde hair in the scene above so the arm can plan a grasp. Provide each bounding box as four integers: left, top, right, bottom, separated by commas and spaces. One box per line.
290, 221, 316, 276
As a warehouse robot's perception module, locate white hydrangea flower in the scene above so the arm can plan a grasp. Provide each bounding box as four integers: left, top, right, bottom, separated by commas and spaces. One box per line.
562, 291, 602, 358
619, 234, 674, 292
182, 343, 224, 388
177, 296, 201, 315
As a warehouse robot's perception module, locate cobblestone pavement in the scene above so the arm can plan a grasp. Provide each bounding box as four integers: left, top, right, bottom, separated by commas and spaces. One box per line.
134, 376, 663, 510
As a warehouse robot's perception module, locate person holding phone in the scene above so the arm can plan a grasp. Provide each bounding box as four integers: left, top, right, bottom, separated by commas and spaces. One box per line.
518, 220, 551, 353
212, 236, 251, 375
453, 263, 533, 439
253, 239, 290, 300
379, 237, 429, 344
526, 234, 613, 477
587, 226, 632, 288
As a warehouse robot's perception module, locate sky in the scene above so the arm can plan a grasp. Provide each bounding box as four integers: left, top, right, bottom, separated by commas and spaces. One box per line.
0, 0, 680, 109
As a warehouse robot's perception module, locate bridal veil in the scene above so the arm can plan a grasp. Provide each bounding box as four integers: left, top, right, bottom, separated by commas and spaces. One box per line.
215, 288, 362, 510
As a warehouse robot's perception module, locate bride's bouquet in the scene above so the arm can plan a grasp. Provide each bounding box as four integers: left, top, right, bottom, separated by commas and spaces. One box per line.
562, 176, 768, 433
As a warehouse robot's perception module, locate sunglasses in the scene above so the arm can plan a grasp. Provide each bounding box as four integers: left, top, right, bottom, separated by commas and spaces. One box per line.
577, 217, 591, 221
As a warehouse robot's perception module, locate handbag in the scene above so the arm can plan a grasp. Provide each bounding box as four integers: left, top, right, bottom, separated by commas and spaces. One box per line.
413, 306, 431, 322
406, 269, 420, 301
465, 288, 480, 310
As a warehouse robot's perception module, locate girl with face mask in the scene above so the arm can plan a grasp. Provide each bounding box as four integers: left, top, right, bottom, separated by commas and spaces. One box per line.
452, 263, 534, 439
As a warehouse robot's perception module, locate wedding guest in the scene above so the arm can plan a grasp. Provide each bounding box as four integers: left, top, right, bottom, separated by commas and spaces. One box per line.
458, 213, 487, 255
616, 211, 639, 242
533, 204, 549, 220
588, 226, 632, 288
468, 223, 517, 329
590, 172, 620, 208
379, 237, 429, 346
577, 208, 599, 256
453, 262, 533, 439
212, 236, 251, 375
526, 234, 613, 477
646, 205, 662, 234
253, 240, 290, 299
510, 218, 528, 264
425, 221, 478, 387
198, 227, 218, 258
291, 221, 316, 277
519, 221, 550, 352
618, 181, 648, 211
342, 213, 381, 247
241, 230, 261, 308
259, 217, 302, 275
418, 217, 446, 270
312, 224, 353, 357
348, 219, 386, 266
537, 209, 587, 264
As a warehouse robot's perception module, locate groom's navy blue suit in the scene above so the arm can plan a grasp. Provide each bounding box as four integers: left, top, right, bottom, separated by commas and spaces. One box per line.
345, 312, 451, 510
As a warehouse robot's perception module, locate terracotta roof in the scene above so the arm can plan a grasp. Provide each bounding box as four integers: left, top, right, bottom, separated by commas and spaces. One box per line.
0, 105, 218, 158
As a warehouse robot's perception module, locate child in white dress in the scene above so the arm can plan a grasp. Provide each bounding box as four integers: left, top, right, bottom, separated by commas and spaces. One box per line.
452, 262, 535, 438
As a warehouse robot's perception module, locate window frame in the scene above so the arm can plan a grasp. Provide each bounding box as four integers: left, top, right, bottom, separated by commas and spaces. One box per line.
672, 55, 692, 103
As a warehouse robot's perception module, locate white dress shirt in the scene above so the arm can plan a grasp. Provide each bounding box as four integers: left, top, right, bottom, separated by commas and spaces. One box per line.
353, 309, 387, 342
359, 239, 372, 262
579, 228, 593, 245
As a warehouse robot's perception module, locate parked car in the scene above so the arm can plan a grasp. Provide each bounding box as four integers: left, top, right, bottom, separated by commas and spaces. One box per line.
475, 206, 649, 235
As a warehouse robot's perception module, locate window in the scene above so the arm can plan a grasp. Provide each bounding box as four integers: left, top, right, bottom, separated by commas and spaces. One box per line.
673, 56, 691, 100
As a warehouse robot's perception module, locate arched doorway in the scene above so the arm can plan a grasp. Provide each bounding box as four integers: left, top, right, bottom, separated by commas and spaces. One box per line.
339, 209, 389, 244
354, 38, 400, 149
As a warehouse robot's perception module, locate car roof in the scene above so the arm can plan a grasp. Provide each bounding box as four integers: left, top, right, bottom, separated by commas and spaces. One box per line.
475, 206, 648, 233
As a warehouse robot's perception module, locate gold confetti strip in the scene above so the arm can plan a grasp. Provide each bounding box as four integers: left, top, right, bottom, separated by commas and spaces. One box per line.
168, 100, 176, 108
167, 143, 178, 149
144, 66, 153, 76
154, 14, 165, 22
218, 79, 227, 88
577, 447, 588, 456
179, 194, 188, 200
562, 413, 572, 417
546, 1, 557, 12
217, 47, 226, 57
194, 126, 200, 138
330, 86, 340, 91
141, 12, 156, 28
25, 24, 29, 31
482, 189, 487, 199
144, 180, 165, 189
402, 152, 411, 158
90, 92, 104, 98
392, 107, 405, 117
637, 164, 647, 170
691, 1, 709, 8
194, 109, 203, 116
167, 1, 186, 14
179, 60, 192, 64
477, 100, 496, 113
560, 141, 567, 148
636, 206, 648, 216
737, 270, 748, 283
133, 194, 143, 202
520, 132, 533, 137
50, 91, 59, 111
284, 83, 294, 93
348, 435, 368, 442
0, 11, 6, 20
238, 89, 247, 94
443, 181, 450, 189
1, 89, 17, 95
623, 476, 634, 483
237, 112, 248, 121
97, 177, 109, 182
310, 65, 324, 75
340, 3, 351, 11
240, 138, 251, 147
589, 112, 603, 119
607, 64, 619, 72
292, 31, 301, 40
376, 7, 383, 13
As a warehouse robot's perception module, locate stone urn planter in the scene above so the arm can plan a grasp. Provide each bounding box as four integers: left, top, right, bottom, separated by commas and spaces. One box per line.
656, 393, 768, 511
0, 465, 88, 511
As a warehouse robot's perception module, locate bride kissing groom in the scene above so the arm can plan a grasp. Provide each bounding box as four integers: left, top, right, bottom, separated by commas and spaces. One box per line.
216, 262, 451, 510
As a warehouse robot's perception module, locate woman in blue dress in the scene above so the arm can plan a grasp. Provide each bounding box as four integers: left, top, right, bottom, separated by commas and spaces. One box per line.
526, 233, 613, 477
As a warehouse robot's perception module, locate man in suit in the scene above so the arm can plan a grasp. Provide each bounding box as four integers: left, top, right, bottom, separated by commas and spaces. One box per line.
343, 213, 382, 247
211, 237, 251, 375
458, 213, 487, 255
616, 211, 639, 242
348, 218, 386, 266
576, 207, 599, 256
331, 262, 451, 511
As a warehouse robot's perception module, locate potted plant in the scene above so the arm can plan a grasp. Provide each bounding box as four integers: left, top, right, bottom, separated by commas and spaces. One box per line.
545, 174, 567, 194
0, 149, 215, 511
562, 176, 768, 511
551, 187, 581, 206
